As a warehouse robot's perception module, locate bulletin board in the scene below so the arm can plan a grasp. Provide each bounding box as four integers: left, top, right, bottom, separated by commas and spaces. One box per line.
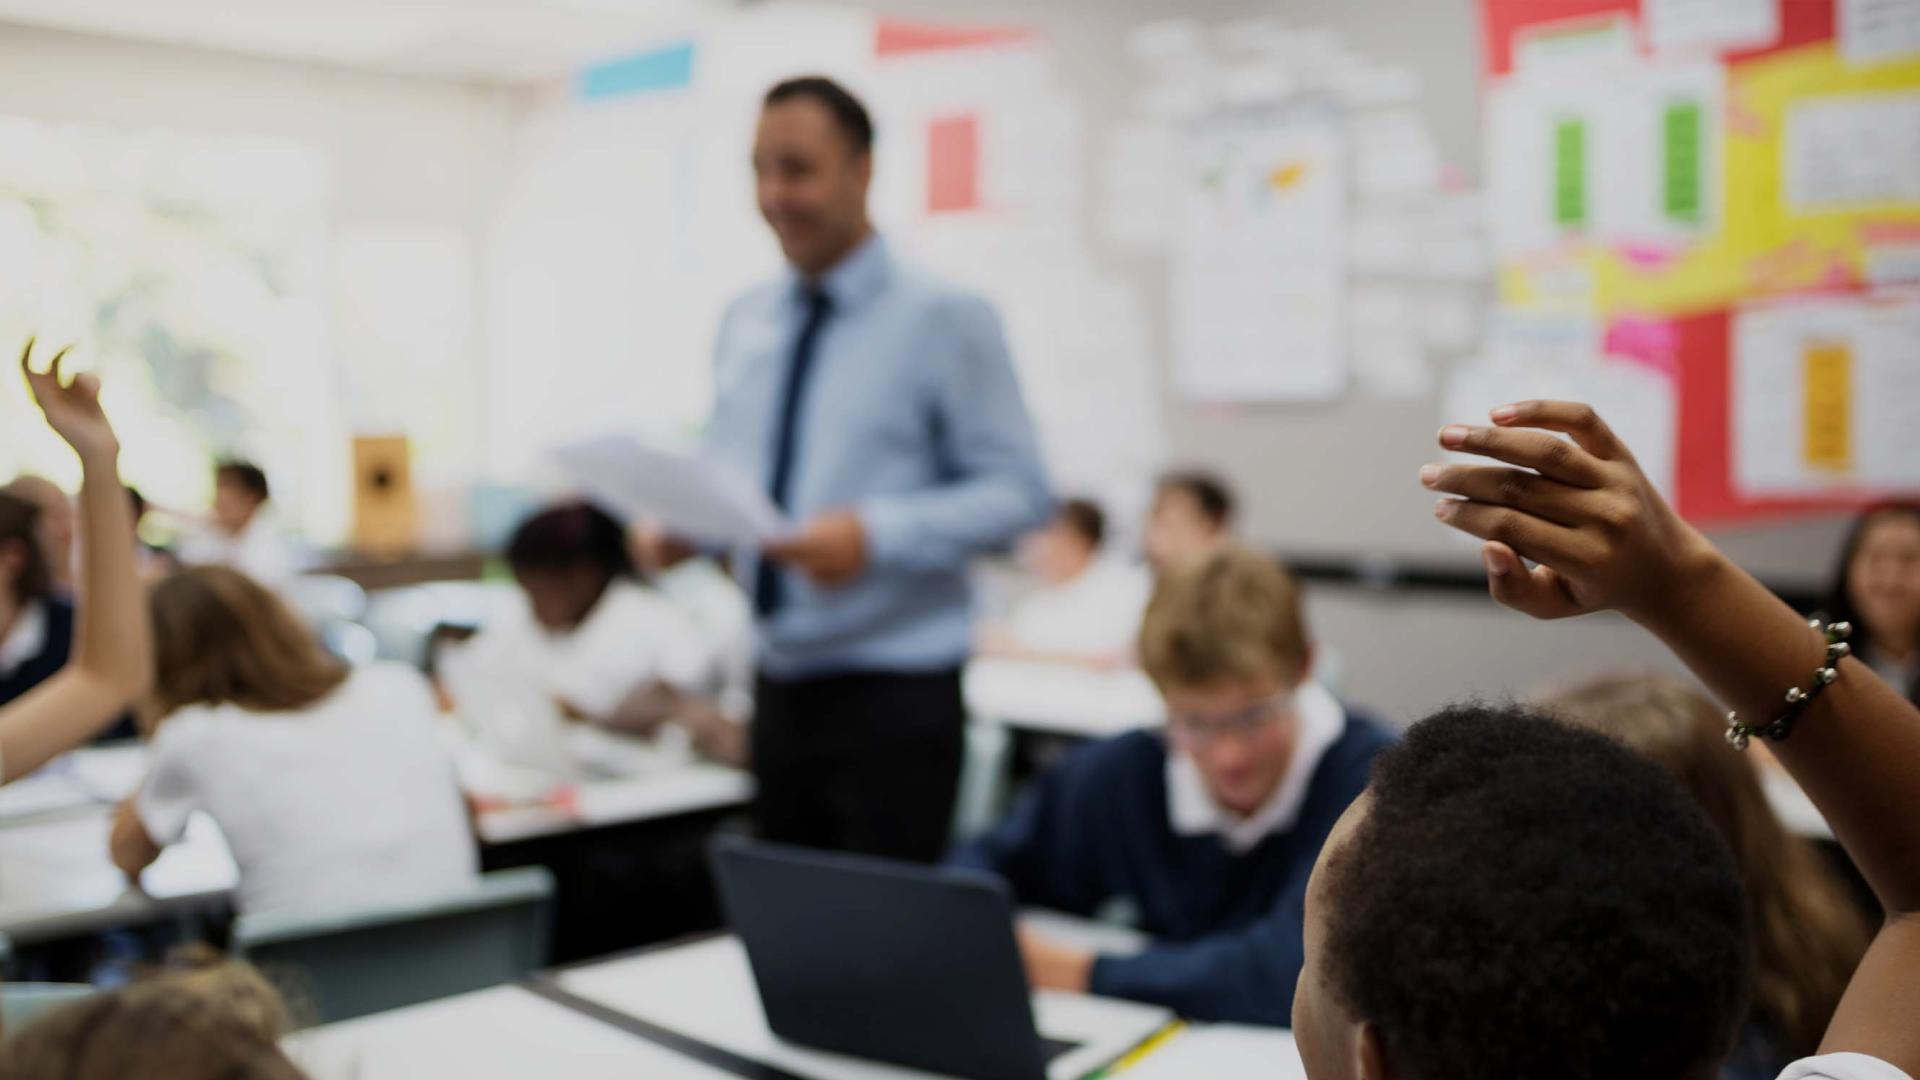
1479, 0, 1920, 525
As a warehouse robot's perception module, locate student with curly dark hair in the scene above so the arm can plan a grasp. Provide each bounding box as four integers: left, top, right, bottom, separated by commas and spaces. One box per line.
1287, 400, 1918, 1080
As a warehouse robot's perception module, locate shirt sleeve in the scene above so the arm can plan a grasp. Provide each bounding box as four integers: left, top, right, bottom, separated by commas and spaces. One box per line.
945, 749, 1111, 916
1087, 872, 1311, 1026
1779, 1055, 1917, 1080
135, 725, 204, 846
858, 293, 1053, 572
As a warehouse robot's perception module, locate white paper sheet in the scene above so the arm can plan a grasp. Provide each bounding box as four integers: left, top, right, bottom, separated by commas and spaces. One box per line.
1353, 109, 1443, 198
551, 434, 787, 546
1785, 92, 1920, 212
1839, 0, 1920, 66
1121, 1025, 1306, 1080
1172, 109, 1347, 402
1644, 0, 1779, 53
1731, 294, 1920, 497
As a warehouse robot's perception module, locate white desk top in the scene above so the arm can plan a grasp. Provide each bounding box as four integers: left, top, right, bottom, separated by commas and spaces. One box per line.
473, 761, 754, 845
1120, 1023, 1305, 1079
285, 983, 736, 1080
963, 659, 1165, 741
0, 808, 238, 943
555, 934, 1171, 1080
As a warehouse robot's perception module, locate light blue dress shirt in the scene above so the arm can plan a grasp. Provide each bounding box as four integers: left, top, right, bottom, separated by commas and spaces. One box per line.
706, 234, 1052, 678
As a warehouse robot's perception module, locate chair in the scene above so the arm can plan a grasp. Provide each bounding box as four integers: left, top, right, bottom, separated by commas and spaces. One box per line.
232, 867, 554, 1027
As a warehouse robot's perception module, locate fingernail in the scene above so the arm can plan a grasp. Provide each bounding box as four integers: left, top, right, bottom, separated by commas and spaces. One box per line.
1418, 464, 1441, 488
1490, 404, 1519, 423
1439, 425, 1470, 448
1433, 499, 1455, 520
1483, 547, 1508, 577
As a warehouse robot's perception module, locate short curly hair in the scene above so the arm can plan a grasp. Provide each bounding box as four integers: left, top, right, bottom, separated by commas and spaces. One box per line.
1317, 703, 1752, 1080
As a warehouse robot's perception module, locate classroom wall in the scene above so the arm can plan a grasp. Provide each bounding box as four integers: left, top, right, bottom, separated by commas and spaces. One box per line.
0, 21, 514, 540
851, 0, 1855, 725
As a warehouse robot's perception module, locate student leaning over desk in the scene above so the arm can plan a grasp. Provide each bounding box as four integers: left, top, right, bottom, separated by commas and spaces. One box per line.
949, 544, 1389, 1025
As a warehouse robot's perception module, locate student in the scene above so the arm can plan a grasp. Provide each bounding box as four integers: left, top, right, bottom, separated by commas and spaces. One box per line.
1143, 470, 1234, 577
177, 460, 300, 591
949, 545, 1390, 1025
112, 565, 475, 914
1549, 675, 1871, 1079
0, 945, 302, 1078
1821, 504, 1920, 704
1287, 400, 1920, 1080
1, 475, 74, 596
0, 491, 72, 708
444, 502, 715, 727
0, 342, 151, 783
975, 498, 1152, 669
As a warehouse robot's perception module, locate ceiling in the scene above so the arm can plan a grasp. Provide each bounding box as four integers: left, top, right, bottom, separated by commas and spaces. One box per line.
0, 0, 732, 83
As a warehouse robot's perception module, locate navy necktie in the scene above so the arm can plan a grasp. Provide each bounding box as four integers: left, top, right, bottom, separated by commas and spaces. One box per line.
754, 287, 834, 617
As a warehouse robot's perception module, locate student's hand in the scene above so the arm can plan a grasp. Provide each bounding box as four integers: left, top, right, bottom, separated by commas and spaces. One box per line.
1016, 928, 1095, 994
1422, 400, 1719, 626
676, 702, 750, 767
21, 338, 119, 463
763, 510, 868, 587
109, 799, 161, 883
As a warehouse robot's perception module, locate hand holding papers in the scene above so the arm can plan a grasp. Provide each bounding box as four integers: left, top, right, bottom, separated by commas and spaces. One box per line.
553, 435, 789, 548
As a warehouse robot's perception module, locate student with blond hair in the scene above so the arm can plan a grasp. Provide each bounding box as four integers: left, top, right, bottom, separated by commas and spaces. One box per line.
949, 544, 1389, 1024
113, 565, 474, 914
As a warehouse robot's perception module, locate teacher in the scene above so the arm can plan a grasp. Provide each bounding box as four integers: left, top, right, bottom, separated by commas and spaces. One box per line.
704, 76, 1051, 862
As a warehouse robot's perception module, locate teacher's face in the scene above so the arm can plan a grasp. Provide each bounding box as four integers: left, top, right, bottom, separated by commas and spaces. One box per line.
753, 98, 871, 277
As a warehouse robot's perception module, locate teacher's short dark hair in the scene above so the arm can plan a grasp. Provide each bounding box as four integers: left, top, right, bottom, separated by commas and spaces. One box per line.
764, 76, 874, 154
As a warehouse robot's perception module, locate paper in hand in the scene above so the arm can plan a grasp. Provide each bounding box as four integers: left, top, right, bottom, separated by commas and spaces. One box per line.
552, 434, 789, 547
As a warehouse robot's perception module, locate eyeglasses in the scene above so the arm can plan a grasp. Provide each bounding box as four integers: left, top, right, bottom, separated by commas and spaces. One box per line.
1166, 690, 1296, 745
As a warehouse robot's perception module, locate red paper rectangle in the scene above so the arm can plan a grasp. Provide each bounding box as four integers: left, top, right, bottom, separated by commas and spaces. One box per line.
927, 115, 980, 215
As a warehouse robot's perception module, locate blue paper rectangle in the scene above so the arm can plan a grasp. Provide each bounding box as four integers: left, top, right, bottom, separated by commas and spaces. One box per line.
578, 42, 695, 101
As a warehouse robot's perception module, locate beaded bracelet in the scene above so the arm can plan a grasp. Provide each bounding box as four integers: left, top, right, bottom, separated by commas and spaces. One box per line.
1725, 619, 1852, 751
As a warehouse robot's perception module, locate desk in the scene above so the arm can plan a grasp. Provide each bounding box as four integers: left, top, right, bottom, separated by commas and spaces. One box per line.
474, 762, 753, 846
0, 808, 237, 945
549, 934, 1171, 1080
288, 934, 1303, 1079
964, 660, 1164, 742
285, 983, 737, 1079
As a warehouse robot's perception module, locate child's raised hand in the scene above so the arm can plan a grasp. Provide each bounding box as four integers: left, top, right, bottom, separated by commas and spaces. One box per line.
1420, 400, 1715, 625
21, 338, 119, 462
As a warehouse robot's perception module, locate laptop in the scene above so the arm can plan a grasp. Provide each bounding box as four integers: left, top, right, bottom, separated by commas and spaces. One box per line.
710, 835, 1169, 1080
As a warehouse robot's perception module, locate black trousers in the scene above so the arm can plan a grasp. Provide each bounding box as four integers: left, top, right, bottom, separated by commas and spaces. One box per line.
750, 669, 966, 864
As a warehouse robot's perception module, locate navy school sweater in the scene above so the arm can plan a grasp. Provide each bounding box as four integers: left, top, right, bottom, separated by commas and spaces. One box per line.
946, 711, 1391, 1026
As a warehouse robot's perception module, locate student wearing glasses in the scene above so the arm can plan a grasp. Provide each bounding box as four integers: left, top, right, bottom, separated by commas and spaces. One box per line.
946, 545, 1390, 1025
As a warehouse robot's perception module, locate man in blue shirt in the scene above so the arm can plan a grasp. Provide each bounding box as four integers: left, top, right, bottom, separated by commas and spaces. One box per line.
699, 77, 1051, 861
949, 546, 1391, 1025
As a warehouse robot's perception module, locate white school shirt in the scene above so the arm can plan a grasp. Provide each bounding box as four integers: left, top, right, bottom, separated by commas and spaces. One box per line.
178, 514, 302, 592
1004, 560, 1153, 657
1780, 1054, 1914, 1080
136, 662, 476, 915
455, 580, 717, 719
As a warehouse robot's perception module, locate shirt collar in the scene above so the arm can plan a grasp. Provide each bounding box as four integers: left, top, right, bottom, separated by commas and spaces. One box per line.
0, 599, 49, 678
790, 231, 890, 312
1166, 681, 1348, 854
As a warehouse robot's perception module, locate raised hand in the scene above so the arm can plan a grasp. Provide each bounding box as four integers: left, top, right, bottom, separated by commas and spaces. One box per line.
1420, 400, 1717, 625
20, 338, 118, 463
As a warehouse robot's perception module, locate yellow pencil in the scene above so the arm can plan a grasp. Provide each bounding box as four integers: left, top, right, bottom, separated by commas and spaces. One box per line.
1089, 1020, 1188, 1078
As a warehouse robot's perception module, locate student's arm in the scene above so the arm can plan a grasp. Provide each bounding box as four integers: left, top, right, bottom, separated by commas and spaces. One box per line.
110, 799, 161, 880
1085, 891, 1308, 1026
1427, 400, 1920, 1073
0, 344, 151, 783
853, 294, 1054, 573
946, 749, 1111, 915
